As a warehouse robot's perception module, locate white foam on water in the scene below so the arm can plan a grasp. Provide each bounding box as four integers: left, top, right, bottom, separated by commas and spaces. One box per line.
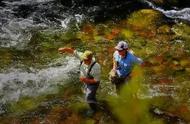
0, 19, 34, 47
61, 14, 84, 29
143, 0, 190, 22
163, 8, 190, 21
3, 0, 54, 6
0, 0, 60, 48
0, 0, 85, 48
0, 56, 80, 104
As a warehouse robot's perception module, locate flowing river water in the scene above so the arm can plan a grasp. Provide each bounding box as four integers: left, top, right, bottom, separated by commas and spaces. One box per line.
143, 0, 190, 22
0, 0, 190, 118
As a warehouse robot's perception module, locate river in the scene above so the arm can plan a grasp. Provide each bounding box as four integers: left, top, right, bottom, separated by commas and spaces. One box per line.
0, 0, 190, 118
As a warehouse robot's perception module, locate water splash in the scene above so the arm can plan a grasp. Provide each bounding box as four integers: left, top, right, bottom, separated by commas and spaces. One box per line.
163, 8, 190, 21
0, 56, 80, 105
60, 14, 84, 29
0, 0, 85, 48
143, 0, 190, 22
2, 0, 54, 6
0, 18, 33, 47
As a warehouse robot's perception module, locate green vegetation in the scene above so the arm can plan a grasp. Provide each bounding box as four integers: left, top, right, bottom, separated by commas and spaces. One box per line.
108, 66, 163, 124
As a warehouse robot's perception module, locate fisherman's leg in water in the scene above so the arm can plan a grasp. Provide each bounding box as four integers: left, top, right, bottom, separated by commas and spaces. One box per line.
85, 83, 99, 116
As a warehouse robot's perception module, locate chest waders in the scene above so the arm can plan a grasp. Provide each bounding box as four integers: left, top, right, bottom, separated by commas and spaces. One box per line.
79, 61, 97, 80
79, 61, 99, 115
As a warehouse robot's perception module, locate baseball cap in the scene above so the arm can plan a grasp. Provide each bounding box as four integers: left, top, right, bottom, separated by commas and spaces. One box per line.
115, 41, 128, 51
80, 50, 93, 60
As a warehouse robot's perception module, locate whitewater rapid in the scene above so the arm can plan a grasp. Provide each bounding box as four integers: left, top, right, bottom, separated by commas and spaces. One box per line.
0, 56, 79, 106
143, 0, 190, 22
0, 0, 84, 48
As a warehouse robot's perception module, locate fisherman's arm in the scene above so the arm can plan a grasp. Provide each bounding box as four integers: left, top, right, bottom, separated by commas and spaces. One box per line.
112, 58, 117, 71
80, 64, 101, 84
58, 47, 74, 54
131, 54, 143, 66
58, 47, 82, 60
109, 52, 118, 77
112, 51, 118, 70
136, 58, 146, 67
80, 77, 98, 84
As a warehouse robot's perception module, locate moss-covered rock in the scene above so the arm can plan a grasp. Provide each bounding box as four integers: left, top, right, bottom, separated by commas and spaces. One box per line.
127, 9, 162, 38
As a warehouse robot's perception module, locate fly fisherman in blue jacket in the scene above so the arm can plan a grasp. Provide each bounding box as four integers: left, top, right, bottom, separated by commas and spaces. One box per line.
58, 47, 101, 116
109, 41, 143, 94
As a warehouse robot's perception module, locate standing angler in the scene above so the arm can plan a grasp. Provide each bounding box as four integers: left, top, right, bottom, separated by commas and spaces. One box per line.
58, 47, 101, 116
109, 40, 143, 94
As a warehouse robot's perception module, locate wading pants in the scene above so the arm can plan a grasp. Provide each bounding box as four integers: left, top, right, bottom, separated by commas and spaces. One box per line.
110, 74, 130, 94
85, 82, 99, 112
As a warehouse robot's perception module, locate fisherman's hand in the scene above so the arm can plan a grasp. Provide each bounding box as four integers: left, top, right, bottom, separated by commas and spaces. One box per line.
58, 47, 74, 54
109, 69, 116, 77
109, 69, 116, 81
80, 77, 97, 84
80, 77, 90, 83
80, 77, 86, 82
